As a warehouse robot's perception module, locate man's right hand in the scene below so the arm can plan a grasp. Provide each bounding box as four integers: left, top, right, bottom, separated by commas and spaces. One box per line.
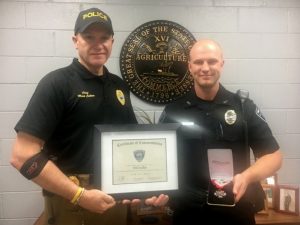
78, 189, 116, 213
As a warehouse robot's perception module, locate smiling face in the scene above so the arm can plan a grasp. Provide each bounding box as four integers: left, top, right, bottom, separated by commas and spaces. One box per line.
188, 40, 224, 98
72, 23, 114, 75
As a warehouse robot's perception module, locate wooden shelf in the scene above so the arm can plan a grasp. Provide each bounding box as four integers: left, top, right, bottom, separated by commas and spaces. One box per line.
255, 209, 300, 225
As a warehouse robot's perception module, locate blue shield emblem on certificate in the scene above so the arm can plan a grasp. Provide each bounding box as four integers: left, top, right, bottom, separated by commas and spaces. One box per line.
134, 150, 145, 162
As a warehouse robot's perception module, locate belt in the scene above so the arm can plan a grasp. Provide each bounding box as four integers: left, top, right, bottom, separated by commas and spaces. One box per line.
68, 174, 92, 188
43, 174, 94, 197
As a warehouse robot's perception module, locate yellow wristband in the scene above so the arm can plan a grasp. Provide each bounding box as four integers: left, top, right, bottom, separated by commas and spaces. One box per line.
75, 188, 85, 205
71, 187, 84, 204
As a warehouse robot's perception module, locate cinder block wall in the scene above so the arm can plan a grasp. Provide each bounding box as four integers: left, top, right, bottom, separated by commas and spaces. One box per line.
0, 0, 299, 224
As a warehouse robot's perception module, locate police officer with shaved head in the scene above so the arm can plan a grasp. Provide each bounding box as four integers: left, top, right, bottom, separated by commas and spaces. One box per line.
11, 8, 168, 225
159, 39, 282, 225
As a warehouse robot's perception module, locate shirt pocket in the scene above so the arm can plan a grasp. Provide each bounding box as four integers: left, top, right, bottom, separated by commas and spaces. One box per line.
220, 122, 244, 142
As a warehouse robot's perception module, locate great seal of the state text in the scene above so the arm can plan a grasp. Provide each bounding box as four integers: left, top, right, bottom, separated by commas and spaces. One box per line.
120, 20, 196, 104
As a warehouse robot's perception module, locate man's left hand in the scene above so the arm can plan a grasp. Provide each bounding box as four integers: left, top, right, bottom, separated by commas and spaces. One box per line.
122, 194, 169, 207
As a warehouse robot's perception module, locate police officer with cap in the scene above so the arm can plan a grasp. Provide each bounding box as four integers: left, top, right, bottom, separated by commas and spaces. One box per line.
159, 39, 282, 225
11, 7, 168, 225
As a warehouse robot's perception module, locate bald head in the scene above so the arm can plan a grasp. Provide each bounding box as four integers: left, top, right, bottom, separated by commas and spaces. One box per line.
188, 39, 225, 99
189, 39, 223, 61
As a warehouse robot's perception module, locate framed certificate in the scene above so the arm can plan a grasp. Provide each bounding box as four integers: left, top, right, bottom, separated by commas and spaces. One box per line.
93, 123, 180, 199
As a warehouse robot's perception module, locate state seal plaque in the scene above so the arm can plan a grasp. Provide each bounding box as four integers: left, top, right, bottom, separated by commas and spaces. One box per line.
120, 20, 196, 104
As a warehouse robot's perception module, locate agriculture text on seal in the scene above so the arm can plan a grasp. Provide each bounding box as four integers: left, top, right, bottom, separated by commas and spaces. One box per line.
120, 20, 196, 104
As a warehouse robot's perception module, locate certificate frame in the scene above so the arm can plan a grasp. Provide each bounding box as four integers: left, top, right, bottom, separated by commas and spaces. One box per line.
261, 173, 278, 186
93, 123, 180, 200
262, 184, 275, 209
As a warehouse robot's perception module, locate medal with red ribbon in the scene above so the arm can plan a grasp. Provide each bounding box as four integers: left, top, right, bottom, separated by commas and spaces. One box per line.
208, 149, 234, 200
211, 178, 231, 198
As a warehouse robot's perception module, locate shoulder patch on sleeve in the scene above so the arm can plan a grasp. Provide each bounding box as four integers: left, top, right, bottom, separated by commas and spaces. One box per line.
255, 106, 266, 123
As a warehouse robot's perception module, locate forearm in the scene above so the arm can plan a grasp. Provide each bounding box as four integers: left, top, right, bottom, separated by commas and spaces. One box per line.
242, 149, 282, 183
233, 150, 282, 202
11, 132, 78, 201
11, 132, 119, 214
32, 161, 79, 201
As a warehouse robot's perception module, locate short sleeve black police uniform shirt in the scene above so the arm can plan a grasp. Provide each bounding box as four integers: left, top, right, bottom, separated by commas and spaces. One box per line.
15, 58, 137, 173
159, 85, 279, 190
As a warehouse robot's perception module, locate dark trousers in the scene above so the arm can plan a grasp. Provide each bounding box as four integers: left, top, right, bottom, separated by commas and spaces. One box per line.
173, 201, 256, 225
43, 174, 127, 225
44, 195, 127, 225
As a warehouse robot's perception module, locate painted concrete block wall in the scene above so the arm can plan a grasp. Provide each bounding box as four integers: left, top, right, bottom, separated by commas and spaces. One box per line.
0, 0, 299, 224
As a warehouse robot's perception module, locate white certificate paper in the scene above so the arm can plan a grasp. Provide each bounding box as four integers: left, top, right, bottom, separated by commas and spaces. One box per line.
98, 127, 179, 195
112, 138, 167, 184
